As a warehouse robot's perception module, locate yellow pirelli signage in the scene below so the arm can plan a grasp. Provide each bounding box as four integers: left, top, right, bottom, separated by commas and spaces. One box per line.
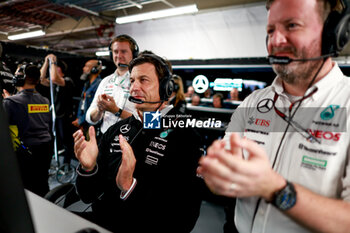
28, 104, 49, 113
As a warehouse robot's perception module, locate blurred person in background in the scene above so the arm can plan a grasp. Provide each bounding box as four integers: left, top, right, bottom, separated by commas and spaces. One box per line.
185, 85, 195, 98
72, 60, 102, 137
40, 53, 75, 166
3, 64, 52, 197
191, 94, 201, 106
213, 93, 224, 108
168, 74, 186, 113
203, 88, 212, 98
228, 88, 240, 101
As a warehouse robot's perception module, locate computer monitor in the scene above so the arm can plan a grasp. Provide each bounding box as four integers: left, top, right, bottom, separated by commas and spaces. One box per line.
0, 104, 35, 233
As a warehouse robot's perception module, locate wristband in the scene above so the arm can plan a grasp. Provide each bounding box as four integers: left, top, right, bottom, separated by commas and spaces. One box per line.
120, 178, 137, 200
77, 164, 98, 177
115, 108, 123, 117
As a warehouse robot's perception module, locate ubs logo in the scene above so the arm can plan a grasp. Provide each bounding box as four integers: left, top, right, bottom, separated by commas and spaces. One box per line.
257, 98, 274, 113
248, 117, 270, 127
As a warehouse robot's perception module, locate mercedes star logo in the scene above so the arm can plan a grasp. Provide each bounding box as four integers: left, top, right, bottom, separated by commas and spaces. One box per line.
120, 124, 131, 134
257, 98, 274, 113
192, 75, 209, 94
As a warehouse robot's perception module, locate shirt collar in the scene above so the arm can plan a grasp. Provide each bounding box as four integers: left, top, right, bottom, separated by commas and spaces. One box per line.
270, 62, 343, 101
312, 62, 343, 100
115, 69, 130, 78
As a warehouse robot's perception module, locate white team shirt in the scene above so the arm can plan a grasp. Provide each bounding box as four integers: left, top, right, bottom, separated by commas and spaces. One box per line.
225, 63, 350, 233
86, 70, 135, 133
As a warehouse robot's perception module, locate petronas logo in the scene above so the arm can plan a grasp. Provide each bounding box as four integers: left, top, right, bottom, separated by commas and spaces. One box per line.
320, 105, 340, 120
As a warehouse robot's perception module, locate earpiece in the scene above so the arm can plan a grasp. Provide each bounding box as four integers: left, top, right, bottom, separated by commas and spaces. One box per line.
322, 0, 350, 55
157, 58, 174, 101
90, 60, 102, 74
266, 0, 350, 60
129, 53, 174, 103
140, 54, 174, 101
13, 64, 26, 87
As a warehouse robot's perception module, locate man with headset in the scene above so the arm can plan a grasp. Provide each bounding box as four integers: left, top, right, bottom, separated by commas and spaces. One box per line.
72, 59, 102, 134
73, 53, 202, 232
198, 0, 350, 232
3, 64, 52, 197
85, 34, 137, 138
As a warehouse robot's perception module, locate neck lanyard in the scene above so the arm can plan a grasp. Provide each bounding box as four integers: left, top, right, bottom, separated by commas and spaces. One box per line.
273, 87, 320, 144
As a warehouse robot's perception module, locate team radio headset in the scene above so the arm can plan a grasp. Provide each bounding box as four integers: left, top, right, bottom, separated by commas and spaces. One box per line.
128, 54, 175, 107
13, 64, 27, 87
250, 0, 350, 228
78, 54, 174, 212
108, 35, 140, 117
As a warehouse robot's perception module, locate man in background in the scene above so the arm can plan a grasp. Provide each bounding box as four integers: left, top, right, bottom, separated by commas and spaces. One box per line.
85, 34, 138, 138
72, 59, 102, 136
3, 65, 52, 197
40, 53, 75, 165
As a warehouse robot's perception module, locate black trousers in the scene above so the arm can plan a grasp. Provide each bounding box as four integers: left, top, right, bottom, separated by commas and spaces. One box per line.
17, 141, 53, 197
56, 117, 75, 164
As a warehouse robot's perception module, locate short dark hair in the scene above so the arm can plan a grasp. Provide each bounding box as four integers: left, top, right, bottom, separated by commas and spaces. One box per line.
24, 65, 40, 85
129, 52, 171, 84
57, 60, 67, 74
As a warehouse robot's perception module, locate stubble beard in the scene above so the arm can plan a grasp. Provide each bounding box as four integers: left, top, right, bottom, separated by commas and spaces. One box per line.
272, 44, 322, 85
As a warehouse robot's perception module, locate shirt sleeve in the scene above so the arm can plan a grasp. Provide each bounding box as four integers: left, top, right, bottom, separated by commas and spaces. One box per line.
86, 77, 107, 125
341, 137, 350, 202
223, 97, 249, 150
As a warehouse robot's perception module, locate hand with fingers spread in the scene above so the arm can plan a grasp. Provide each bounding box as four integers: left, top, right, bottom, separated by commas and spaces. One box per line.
198, 133, 286, 201
116, 134, 136, 192
73, 126, 99, 171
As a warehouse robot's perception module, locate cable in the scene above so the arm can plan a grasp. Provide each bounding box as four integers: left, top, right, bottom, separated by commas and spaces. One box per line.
250, 57, 327, 231
271, 57, 326, 168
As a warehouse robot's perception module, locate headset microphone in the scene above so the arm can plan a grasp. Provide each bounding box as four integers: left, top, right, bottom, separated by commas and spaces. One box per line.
128, 96, 163, 104
118, 63, 129, 68
267, 54, 334, 64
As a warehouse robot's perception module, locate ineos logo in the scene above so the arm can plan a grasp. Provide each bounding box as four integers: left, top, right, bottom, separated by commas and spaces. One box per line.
120, 124, 131, 134
257, 98, 274, 113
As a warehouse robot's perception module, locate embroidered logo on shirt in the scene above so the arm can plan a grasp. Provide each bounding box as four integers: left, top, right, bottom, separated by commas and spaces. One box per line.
120, 124, 131, 134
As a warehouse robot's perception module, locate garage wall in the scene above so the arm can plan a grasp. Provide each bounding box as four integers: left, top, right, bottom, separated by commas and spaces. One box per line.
114, 2, 268, 60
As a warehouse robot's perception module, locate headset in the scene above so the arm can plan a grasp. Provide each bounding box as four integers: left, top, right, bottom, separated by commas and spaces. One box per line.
109, 34, 139, 61
322, 0, 350, 55
90, 60, 102, 74
13, 64, 26, 87
148, 54, 174, 102
267, 0, 350, 64
128, 54, 174, 104
172, 74, 181, 93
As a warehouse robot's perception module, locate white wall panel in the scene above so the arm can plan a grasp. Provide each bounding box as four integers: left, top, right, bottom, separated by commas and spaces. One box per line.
115, 3, 268, 60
